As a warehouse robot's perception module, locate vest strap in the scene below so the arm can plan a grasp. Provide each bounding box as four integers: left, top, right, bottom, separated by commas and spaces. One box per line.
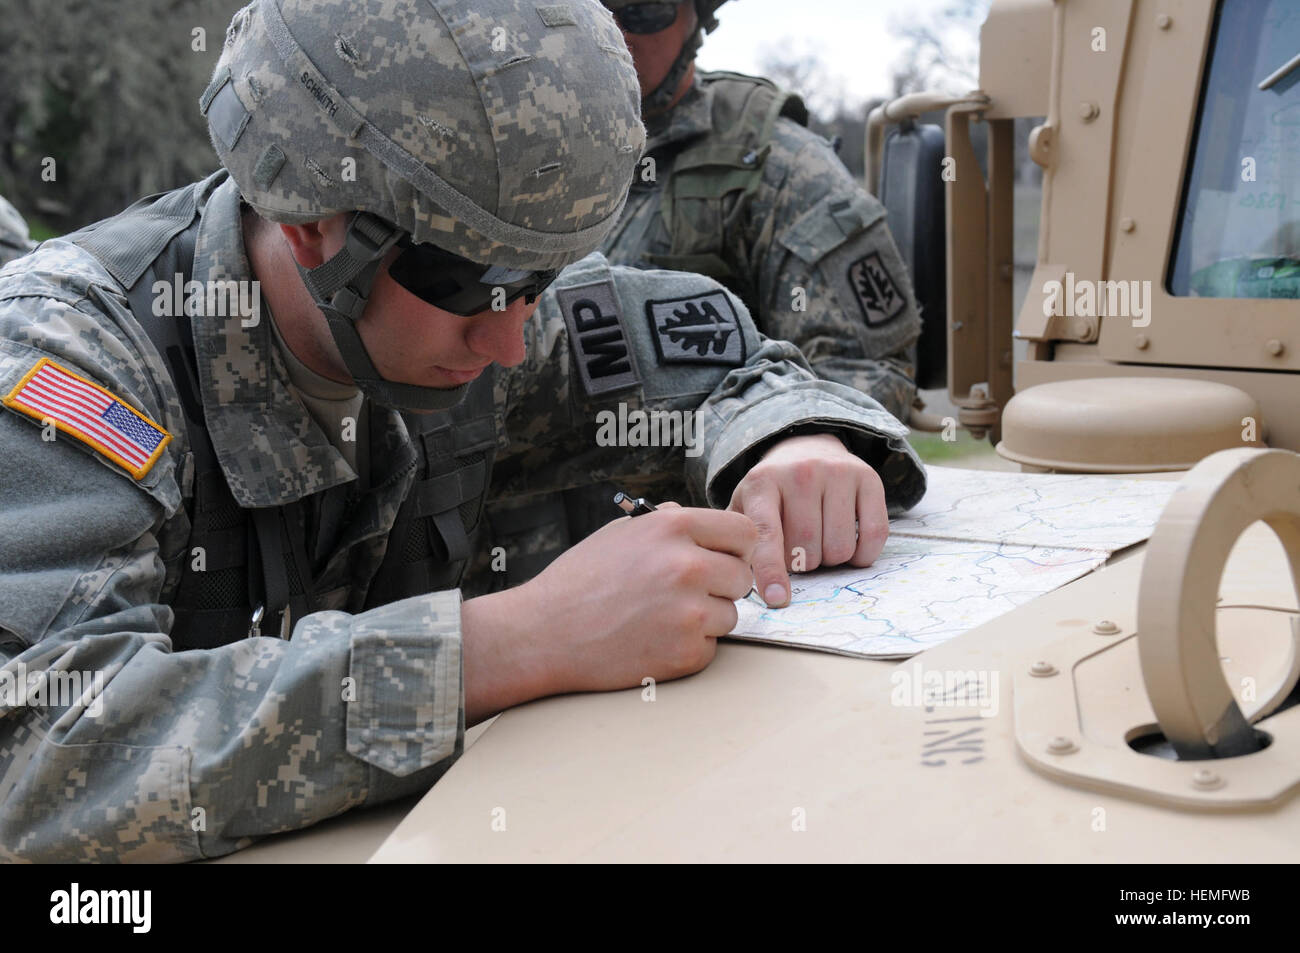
70, 178, 501, 649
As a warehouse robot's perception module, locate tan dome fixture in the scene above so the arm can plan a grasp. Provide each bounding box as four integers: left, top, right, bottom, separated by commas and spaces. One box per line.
997, 378, 1265, 473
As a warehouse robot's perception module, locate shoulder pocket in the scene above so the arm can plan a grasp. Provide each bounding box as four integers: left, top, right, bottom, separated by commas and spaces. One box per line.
778, 191, 886, 264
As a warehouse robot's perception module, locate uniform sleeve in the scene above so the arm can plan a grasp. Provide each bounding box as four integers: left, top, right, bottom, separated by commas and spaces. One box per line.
0, 291, 462, 863
742, 120, 923, 422
492, 254, 925, 514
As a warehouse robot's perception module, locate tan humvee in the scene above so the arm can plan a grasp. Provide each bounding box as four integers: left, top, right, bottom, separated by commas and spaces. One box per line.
223, 0, 1299, 863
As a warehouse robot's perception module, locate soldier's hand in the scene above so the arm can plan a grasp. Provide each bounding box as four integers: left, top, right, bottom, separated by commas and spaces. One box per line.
727, 432, 888, 608
521, 503, 758, 691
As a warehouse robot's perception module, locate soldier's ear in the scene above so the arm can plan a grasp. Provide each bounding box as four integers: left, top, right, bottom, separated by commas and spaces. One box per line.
277, 214, 349, 270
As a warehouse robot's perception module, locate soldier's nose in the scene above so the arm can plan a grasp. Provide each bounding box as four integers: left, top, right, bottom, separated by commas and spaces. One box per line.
466, 297, 529, 367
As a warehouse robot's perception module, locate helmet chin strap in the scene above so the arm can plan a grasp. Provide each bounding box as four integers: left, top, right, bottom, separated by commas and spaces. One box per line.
295, 212, 472, 413
642, 23, 702, 115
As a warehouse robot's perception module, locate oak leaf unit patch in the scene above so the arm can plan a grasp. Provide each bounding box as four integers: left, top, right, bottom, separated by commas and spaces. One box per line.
646, 291, 745, 366
847, 251, 906, 326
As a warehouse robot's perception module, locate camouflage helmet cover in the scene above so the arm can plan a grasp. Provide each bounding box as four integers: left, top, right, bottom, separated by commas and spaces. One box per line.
205, 0, 645, 272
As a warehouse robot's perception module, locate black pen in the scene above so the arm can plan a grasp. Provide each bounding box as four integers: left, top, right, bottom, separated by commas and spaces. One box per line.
613, 489, 658, 517
614, 489, 763, 600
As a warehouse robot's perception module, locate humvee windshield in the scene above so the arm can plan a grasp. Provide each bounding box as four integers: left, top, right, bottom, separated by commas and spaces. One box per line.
1169, 0, 1300, 299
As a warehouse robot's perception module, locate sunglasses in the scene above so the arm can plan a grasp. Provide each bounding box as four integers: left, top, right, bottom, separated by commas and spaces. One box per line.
612, 1, 681, 34
388, 236, 559, 316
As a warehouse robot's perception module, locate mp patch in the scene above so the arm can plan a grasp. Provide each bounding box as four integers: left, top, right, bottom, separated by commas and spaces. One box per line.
2, 357, 172, 480
555, 280, 640, 398
847, 251, 907, 326
646, 290, 746, 366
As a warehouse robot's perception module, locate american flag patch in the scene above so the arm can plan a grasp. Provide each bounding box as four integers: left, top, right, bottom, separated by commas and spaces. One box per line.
3, 357, 172, 480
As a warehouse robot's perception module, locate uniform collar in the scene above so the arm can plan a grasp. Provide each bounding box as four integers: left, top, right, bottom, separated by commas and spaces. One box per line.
644, 77, 714, 153
188, 175, 414, 507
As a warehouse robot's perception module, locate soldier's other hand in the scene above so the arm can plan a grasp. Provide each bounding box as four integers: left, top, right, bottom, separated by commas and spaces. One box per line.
727, 432, 888, 608
520, 503, 758, 692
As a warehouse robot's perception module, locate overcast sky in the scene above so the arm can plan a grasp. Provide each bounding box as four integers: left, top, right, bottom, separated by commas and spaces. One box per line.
695, 0, 986, 109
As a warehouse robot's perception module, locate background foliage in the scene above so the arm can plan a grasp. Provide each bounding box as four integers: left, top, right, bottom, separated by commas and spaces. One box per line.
0, 0, 246, 236
0, 0, 1020, 235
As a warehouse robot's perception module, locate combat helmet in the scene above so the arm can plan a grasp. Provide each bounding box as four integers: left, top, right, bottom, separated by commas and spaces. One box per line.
602, 0, 731, 112
202, 0, 644, 411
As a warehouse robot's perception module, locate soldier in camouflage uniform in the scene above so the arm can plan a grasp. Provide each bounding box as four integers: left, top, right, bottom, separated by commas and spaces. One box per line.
473, 0, 924, 590
0, 0, 923, 861
0, 195, 35, 269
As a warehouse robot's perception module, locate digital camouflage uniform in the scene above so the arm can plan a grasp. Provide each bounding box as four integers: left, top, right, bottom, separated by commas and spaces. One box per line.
0, 0, 926, 862
472, 66, 925, 588
0, 168, 924, 862
603, 73, 923, 416
0, 195, 35, 270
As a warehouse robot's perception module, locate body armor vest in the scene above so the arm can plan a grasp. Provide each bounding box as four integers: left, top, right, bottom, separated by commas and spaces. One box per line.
623, 71, 808, 294
64, 175, 496, 650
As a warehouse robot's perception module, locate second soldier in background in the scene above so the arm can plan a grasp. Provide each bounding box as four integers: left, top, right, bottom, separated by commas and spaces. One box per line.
474, 0, 924, 589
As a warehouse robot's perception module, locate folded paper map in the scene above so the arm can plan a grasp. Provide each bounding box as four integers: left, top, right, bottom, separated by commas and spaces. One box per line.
729, 466, 1179, 659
